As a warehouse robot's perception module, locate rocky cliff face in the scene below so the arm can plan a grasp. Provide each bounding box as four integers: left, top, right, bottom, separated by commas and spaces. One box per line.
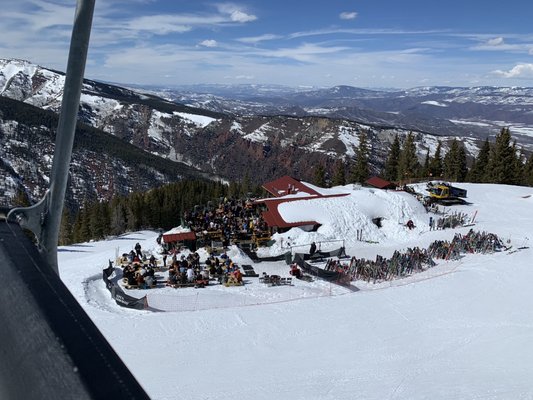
0, 96, 213, 208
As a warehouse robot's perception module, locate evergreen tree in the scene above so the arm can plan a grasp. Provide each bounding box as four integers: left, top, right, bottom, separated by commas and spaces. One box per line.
524, 153, 533, 186
510, 142, 525, 185
468, 138, 490, 182
486, 127, 517, 184
89, 201, 106, 240
109, 196, 127, 235
58, 207, 72, 246
349, 131, 370, 184
241, 172, 251, 198
125, 198, 139, 232
71, 211, 83, 244
428, 141, 443, 179
227, 181, 240, 199
145, 190, 163, 229
77, 202, 91, 242
456, 144, 468, 182
396, 132, 419, 182
332, 159, 346, 186
420, 150, 430, 179
384, 134, 400, 182
314, 164, 326, 187
443, 139, 467, 182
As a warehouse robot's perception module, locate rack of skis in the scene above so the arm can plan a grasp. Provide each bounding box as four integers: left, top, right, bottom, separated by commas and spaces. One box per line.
321, 229, 521, 284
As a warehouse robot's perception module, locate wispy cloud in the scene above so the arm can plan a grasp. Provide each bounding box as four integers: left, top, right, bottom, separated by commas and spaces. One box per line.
259, 43, 351, 63
339, 12, 358, 20
237, 34, 282, 44
288, 28, 448, 40
3, 1, 532, 88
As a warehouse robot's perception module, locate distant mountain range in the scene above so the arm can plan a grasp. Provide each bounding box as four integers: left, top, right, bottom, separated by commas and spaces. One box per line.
1, 58, 532, 207
139, 83, 533, 142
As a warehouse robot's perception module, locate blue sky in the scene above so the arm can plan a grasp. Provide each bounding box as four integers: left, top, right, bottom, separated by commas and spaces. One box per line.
2, 0, 533, 88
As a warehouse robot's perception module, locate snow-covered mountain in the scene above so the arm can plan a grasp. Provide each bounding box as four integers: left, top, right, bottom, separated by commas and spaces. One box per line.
1, 58, 532, 207
155, 83, 533, 143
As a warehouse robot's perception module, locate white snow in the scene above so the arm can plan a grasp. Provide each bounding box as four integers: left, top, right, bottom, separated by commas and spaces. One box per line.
174, 111, 216, 127
243, 123, 271, 143
58, 182, 533, 400
421, 100, 448, 107
337, 125, 359, 157
230, 121, 244, 134
163, 225, 192, 235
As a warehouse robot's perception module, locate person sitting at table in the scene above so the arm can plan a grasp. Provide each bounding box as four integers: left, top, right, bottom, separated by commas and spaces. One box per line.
144, 274, 155, 288
209, 263, 217, 277
186, 266, 195, 283
167, 269, 178, 285
123, 265, 136, 285
136, 273, 146, 289
233, 268, 243, 284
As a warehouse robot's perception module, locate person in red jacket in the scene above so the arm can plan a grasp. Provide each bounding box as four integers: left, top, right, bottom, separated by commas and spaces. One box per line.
290, 263, 302, 279
233, 268, 243, 283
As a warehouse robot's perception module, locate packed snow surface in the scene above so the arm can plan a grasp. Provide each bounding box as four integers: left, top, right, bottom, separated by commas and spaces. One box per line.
59, 183, 533, 400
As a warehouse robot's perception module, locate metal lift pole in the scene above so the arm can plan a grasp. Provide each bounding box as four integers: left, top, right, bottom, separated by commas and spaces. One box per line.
7, 0, 95, 274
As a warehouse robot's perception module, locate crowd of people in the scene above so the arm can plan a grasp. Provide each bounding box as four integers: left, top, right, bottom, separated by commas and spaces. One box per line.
182, 197, 270, 247
122, 243, 159, 288
165, 250, 243, 287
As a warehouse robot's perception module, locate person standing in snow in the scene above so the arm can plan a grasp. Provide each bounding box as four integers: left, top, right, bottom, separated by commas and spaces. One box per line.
309, 242, 317, 256
135, 242, 142, 258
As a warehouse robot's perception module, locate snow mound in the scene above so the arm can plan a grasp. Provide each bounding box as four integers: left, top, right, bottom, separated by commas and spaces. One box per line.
274, 187, 427, 249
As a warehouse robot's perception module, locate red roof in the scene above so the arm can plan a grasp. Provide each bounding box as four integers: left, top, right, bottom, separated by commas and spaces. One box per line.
163, 231, 196, 243
255, 176, 351, 229
262, 175, 321, 197
365, 176, 396, 189
259, 197, 319, 229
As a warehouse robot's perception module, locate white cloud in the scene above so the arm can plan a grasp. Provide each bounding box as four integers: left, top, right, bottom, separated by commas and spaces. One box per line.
199, 39, 218, 47
493, 63, 533, 78
230, 10, 257, 23
487, 37, 504, 46
237, 34, 282, 44
215, 3, 257, 23
339, 12, 358, 20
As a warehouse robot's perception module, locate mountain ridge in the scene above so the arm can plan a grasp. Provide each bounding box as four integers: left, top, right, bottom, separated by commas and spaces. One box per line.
1, 58, 531, 208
